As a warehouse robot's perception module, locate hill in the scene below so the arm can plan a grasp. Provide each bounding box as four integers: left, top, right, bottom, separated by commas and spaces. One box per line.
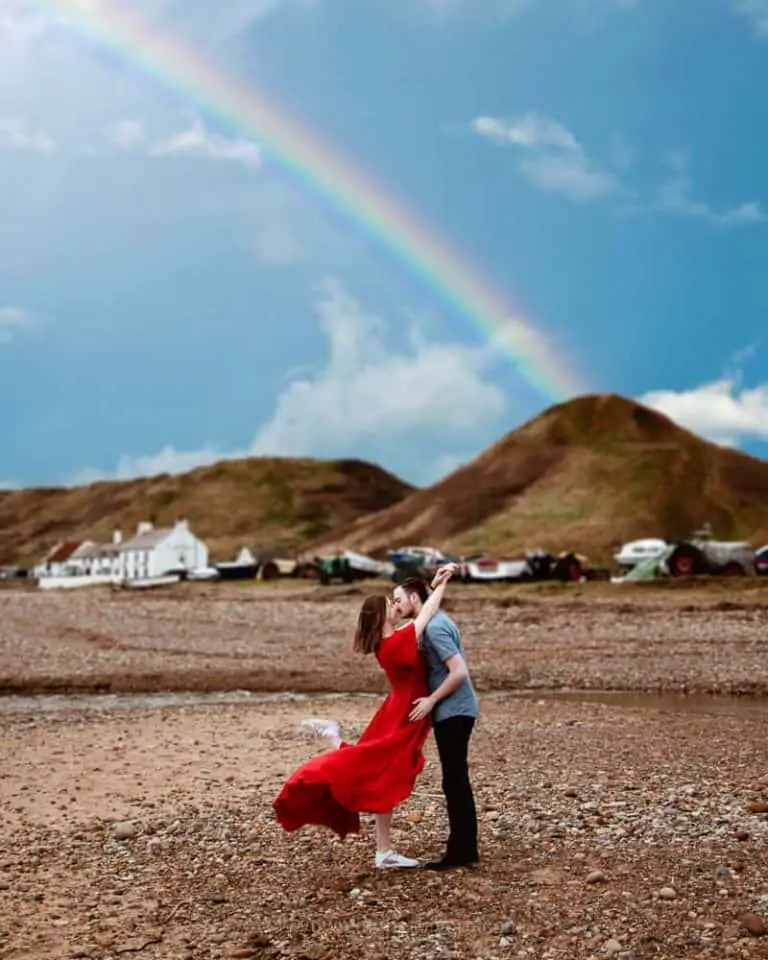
0, 457, 414, 566
311, 394, 768, 562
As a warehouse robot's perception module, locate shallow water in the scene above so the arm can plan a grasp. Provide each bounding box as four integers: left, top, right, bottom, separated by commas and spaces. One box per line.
0, 687, 766, 718
500, 688, 768, 719
0, 689, 378, 715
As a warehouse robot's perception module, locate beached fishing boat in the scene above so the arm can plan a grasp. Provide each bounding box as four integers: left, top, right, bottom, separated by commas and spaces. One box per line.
213, 547, 259, 581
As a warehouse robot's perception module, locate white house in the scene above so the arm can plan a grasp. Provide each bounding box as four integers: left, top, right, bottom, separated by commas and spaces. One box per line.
76, 537, 122, 578
32, 540, 93, 579
117, 519, 208, 580
33, 520, 208, 587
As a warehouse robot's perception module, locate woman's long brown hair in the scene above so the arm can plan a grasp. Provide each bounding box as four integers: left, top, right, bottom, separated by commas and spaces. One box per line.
353, 594, 387, 655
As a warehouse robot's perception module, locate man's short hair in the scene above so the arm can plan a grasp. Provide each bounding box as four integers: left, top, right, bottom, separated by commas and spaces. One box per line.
398, 576, 430, 604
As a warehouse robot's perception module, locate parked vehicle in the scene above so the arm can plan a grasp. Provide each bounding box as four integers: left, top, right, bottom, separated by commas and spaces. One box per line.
753, 545, 768, 576
463, 549, 587, 583
614, 538, 669, 574
391, 552, 465, 583
662, 538, 756, 577
315, 550, 395, 585
387, 545, 450, 566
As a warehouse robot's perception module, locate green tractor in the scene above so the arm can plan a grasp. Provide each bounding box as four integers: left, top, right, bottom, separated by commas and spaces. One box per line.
315, 554, 355, 585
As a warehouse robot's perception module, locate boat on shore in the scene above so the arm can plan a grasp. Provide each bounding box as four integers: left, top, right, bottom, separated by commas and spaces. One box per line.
213, 547, 259, 581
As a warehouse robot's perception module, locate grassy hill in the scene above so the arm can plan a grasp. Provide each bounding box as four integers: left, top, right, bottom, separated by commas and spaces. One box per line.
0, 457, 414, 566
311, 394, 768, 562
6, 394, 768, 569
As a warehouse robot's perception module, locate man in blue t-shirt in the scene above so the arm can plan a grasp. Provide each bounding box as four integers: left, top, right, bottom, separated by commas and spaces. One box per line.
393, 567, 479, 870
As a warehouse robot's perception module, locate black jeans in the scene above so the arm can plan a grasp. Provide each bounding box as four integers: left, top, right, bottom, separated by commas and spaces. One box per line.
433, 715, 478, 861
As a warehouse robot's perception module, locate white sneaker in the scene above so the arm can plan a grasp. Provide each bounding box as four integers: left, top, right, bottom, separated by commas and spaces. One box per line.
375, 849, 419, 869
300, 717, 341, 749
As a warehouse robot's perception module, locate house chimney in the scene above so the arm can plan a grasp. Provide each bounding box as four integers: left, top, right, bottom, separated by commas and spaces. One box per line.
137, 521, 154, 535
175, 518, 189, 530
113, 530, 123, 545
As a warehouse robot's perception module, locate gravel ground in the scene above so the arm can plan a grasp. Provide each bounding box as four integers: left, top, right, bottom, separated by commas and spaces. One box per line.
1, 583, 767, 959
1, 581, 768, 695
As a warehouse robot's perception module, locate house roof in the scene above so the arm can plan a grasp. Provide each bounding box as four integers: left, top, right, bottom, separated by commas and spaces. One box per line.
119, 528, 173, 551
76, 542, 119, 560
45, 541, 85, 563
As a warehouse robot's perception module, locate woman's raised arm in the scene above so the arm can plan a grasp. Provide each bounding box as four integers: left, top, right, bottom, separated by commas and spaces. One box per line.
412, 563, 456, 640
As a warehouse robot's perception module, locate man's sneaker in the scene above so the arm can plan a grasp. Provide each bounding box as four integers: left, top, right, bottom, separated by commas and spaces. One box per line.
375, 849, 419, 869
300, 717, 341, 749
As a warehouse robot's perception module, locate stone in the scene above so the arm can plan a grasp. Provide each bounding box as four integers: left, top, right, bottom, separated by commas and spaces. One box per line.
658, 887, 677, 900
530, 868, 563, 885
586, 870, 607, 885
738, 912, 767, 937
111, 821, 137, 841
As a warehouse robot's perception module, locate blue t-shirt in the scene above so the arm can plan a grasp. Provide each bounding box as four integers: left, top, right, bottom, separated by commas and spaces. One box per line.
422, 610, 479, 723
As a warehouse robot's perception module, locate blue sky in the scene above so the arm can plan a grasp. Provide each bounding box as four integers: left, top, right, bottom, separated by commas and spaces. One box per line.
1, 0, 768, 489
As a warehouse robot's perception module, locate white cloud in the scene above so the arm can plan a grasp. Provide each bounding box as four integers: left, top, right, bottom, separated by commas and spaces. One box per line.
658, 153, 765, 226
735, 0, 768, 37
249, 279, 507, 456
72, 444, 224, 485
104, 119, 147, 151
0, 306, 31, 343
473, 114, 579, 151
474, 122, 766, 217
472, 113, 618, 202
100, 115, 261, 167
149, 117, 261, 166
517, 152, 618, 202
0, 118, 56, 154
639, 378, 768, 446
73, 280, 507, 483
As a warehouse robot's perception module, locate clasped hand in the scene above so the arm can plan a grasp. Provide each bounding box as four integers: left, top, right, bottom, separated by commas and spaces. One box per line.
430, 561, 458, 589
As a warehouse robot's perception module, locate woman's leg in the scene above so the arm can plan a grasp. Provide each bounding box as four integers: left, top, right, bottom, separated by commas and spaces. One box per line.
374, 811, 393, 853
373, 811, 419, 868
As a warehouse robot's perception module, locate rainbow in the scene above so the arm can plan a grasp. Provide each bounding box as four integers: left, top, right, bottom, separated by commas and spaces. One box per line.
37, 0, 584, 401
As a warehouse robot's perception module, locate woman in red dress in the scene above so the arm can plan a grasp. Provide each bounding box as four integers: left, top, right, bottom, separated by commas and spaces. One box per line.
273, 564, 456, 868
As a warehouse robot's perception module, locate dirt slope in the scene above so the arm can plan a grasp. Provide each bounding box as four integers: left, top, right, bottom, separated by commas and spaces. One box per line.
0, 457, 413, 565
311, 394, 768, 562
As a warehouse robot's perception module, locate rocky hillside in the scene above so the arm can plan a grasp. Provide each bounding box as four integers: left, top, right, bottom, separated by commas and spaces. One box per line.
0, 457, 414, 565
311, 394, 768, 561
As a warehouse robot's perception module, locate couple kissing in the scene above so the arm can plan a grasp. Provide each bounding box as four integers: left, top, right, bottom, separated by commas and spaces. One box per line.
273, 563, 479, 871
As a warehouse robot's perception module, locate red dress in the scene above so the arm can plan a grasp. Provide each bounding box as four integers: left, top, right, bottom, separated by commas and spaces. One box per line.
273, 623, 431, 839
